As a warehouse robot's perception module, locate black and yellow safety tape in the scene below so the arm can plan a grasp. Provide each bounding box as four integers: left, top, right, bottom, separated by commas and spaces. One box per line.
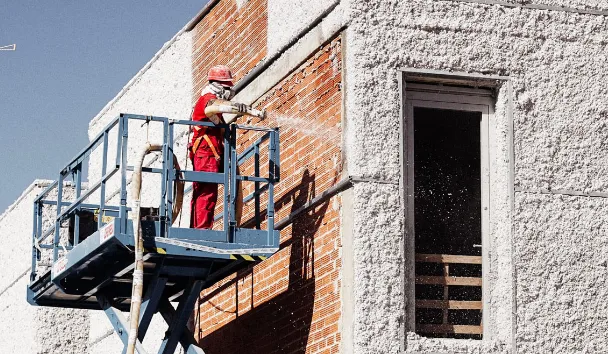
230, 254, 267, 262
144, 247, 167, 254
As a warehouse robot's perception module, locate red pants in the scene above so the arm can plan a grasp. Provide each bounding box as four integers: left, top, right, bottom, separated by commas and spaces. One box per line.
191, 155, 220, 229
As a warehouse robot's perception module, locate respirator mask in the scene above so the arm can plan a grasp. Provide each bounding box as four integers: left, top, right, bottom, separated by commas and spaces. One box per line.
209, 82, 235, 100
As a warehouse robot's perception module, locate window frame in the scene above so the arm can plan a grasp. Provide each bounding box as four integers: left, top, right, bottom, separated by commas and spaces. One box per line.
404, 82, 494, 339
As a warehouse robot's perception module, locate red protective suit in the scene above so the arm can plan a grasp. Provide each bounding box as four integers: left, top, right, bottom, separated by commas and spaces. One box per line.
190, 92, 223, 229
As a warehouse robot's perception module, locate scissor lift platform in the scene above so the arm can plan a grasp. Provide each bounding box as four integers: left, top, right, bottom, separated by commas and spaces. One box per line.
28, 114, 280, 354
28, 219, 278, 310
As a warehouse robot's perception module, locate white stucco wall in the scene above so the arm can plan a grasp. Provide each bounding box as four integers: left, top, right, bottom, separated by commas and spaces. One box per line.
344, 0, 608, 353
513, 193, 608, 353
0, 182, 43, 353
0, 180, 90, 354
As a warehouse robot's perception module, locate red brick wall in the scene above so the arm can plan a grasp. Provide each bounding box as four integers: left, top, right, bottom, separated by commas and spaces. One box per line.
192, 0, 268, 102
195, 36, 343, 354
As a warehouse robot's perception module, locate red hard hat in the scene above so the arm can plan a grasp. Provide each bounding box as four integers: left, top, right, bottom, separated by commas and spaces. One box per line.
208, 65, 233, 83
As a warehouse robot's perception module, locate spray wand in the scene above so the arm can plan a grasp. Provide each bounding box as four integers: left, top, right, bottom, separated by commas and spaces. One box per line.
204, 99, 267, 122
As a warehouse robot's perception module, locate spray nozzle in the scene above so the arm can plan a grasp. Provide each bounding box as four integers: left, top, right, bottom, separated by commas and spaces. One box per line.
252, 108, 267, 120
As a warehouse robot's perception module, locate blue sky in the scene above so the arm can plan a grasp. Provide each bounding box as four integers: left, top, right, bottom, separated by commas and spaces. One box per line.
0, 1, 206, 211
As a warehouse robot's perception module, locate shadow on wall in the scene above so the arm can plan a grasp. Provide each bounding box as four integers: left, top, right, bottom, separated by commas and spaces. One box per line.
199, 169, 330, 353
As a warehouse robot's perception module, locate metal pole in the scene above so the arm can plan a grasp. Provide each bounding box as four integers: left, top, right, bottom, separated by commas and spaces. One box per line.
223, 126, 230, 240
138, 277, 168, 341
31, 202, 38, 280
119, 116, 129, 234
157, 300, 206, 354
273, 128, 281, 182
157, 280, 204, 354
267, 131, 276, 246
229, 124, 238, 243
159, 119, 168, 237
166, 122, 175, 228
53, 172, 64, 262
99, 130, 109, 229
37, 199, 43, 254
73, 163, 82, 245
98, 294, 149, 354
254, 144, 260, 229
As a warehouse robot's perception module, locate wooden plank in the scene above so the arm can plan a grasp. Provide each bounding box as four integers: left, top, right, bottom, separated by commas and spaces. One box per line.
442, 264, 449, 324
416, 300, 483, 310
416, 253, 482, 264
416, 276, 482, 286
416, 324, 483, 335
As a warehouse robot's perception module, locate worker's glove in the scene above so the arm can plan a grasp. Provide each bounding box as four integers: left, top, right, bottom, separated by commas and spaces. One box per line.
234, 103, 248, 114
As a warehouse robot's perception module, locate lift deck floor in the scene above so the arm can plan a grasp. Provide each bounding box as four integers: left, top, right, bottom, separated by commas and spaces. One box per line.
28, 218, 279, 311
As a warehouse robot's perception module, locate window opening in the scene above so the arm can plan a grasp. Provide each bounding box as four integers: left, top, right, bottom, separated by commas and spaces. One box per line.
405, 85, 492, 340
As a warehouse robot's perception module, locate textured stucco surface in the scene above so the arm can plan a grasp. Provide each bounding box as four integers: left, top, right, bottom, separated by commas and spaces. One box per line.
34, 307, 90, 354
350, 182, 404, 353
88, 30, 194, 137
0, 276, 37, 353
344, 0, 608, 353
0, 182, 45, 292
513, 192, 608, 353
0, 181, 91, 353
267, 0, 340, 56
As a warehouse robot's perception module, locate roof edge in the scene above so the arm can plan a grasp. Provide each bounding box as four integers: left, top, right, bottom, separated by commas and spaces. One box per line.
184, 0, 220, 32
0, 179, 54, 224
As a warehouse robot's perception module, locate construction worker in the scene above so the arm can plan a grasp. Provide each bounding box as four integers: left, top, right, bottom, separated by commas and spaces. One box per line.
189, 65, 246, 229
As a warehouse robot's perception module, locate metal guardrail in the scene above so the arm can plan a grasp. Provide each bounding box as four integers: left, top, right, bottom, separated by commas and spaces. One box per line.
31, 114, 280, 281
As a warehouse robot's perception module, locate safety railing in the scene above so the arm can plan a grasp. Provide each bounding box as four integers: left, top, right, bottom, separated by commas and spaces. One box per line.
31, 114, 280, 282
31, 116, 123, 280
214, 128, 279, 229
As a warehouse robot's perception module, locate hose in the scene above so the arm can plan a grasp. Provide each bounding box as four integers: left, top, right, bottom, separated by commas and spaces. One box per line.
127, 142, 161, 354
127, 143, 184, 354
171, 153, 185, 222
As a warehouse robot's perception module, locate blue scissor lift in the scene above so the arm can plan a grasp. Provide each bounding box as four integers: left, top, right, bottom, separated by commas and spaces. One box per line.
27, 114, 280, 354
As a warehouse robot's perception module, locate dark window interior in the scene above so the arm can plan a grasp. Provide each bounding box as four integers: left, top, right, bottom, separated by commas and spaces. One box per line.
413, 107, 483, 340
